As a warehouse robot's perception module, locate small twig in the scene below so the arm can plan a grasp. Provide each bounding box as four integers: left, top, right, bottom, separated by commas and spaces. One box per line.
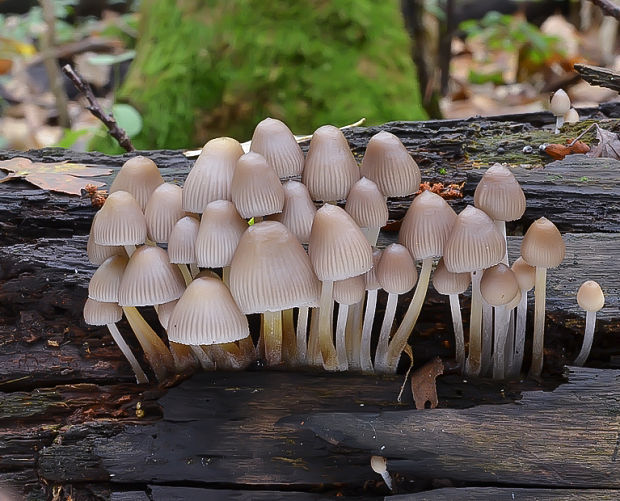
61, 64, 135, 152
567, 123, 597, 147
588, 0, 620, 20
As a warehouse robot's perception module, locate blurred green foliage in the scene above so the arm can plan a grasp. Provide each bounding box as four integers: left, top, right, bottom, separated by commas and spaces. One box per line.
91, 0, 426, 153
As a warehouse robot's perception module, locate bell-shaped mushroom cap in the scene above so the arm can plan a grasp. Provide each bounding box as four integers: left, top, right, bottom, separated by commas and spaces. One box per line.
577, 280, 605, 312
88, 255, 129, 302
480, 263, 519, 306
333, 274, 366, 305
269, 180, 316, 244
157, 299, 178, 330
183, 137, 244, 213
344, 177, 389, 229
84, 298, 122, 325
550, 89, 571, 116
231, 152, 285, 218
229, 221, 320, 313
360, 131, 420, 197
167, 276, 249, 345
506, 288, 522, 310
144, 183, 184, 243
168, 216, 200, 264
109, 156, 164, 210
376, 243, 417, 294
432, 257, 471, 295
444, 205, 506, 273
308, 204, 373, 281
474, 164, 526, 222
365, 248, 382, 290
521, 217, 565, 269
118, 245, 186, 306
87, 212, 126, 265
93, 191, 147, 246
564, 108, 579, 124
250, 117, 305, 178
399, 190, 457, 260
302, 125, 360, 202
196, 200, 247, 268
511, 256, 536, 291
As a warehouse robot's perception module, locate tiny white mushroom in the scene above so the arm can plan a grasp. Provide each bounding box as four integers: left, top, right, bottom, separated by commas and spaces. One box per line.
370, 455, 393, 492
574, 280, 605, 366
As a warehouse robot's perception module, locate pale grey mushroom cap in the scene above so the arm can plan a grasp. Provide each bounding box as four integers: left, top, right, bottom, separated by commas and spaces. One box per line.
308, 204, 373, 281
231, 152, 285, 218
168, 216, 200, 264
196, 200, 247, 268
250, 117, 305, 178
302, 125, 360, 202
167, 277, 249, 345
182, 137, 244, 213
268, 180, 317, 244
109, 156, 164, 211
432, 257, 471, 295
474, 164, 526, 222
344, 177, 389, 229
84, 298, 122, 326
577, 280, 605, 312
88, 254, 129, 302
144, 183, 185, 243
443, 205, 506, 273
399, 190, 457, 260
118, 245, 186, 306
229, 221, 320, 314
157, 299, 178, 330
360, 131, 420, 197
87, 212, 126, 265
376, 243, 417, 295
480, 263, 519, 307
92, 191, 147, 246
333, 274, 366, 305
521, 217, 565, 269
550, 89, 571, 117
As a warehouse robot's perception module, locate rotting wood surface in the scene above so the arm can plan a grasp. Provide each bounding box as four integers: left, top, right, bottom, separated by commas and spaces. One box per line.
0, 105, 619, 499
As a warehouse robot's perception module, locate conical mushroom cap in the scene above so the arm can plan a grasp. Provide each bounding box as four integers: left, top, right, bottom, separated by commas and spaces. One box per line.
144, 183, 184, 243
87, 212, 125, 265
480, 263, 519, 307
229, 221, 320, 313
196, 200, 247, 268
432, 257, 471, 295
118, 246, 186, 306
167, 277, 249, 345
183, 137, 244, 213
577, 280, 604, 312
109, 156, 164, 210
157, 299, 178, 330
88, 255, 129, 302
168, 216, 200, 264
231, 152, 285, 218
376, 243, 417, 294
444, 205, 506, 273
511, 256, 536, 291
302, 125, 360, 202
333, 274, 366, 305
550, 89, 571, 116
521, 217, 565, 269
360, 131, 420, 197
474, 164, 525, 222
250, 117, 304, 178
365, 248, 383, 290
344, 177, 388, 229
399, 190, 457, 260
269, 180, 316, 244
93, 191, 147, 246
308, 204, 373, 281
84, 298, 122, 325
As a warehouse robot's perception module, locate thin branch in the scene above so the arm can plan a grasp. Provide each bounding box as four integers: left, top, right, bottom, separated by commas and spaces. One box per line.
574, 63, 620, 93
62, 64, 135, 152
589, 0, 620, 20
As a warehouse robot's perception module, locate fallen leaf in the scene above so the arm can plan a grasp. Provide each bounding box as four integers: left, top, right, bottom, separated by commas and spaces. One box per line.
410, 356, 444, 410
0, 157, 113, 195
589, 124, 620, 160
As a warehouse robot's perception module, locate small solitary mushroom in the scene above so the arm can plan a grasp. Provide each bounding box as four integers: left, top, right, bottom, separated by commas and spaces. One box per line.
370, 455, 393, 492
574, 280, 605, 366
550, 89, 571, 134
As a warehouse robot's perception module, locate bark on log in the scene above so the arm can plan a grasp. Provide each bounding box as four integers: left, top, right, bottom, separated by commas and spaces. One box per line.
575, 64, 620, 93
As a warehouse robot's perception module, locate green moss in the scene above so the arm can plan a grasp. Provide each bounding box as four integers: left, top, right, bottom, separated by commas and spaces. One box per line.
91, 0, 426, 152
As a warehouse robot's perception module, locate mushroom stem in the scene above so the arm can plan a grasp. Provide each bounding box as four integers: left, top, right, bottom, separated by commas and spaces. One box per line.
177, 264, 193, 286
238, 335, 257, 365
346, 302, 363, 369
360, 288, 378, 373
554, 116, 565, 134
296, 306, 309, 364
106, 323, 149, 384
222, 265, 230, 286
189, 262, 199, 278
481, 301, 493, 375
318, 280, 338, 370
465, 269, 483, 376
306, 307, 322, 366
504, 308, 515, 374
361, 226, 380, 247
492, 305, 509, 379
494, 220, 508, 265
169, 341, 199, 372
281, 308, 297, 363
448, 293, 465, 370
374, 292, 398, 372
385, 257, 433, 373
509, 290, 528, 377
335, 304, 349, 371
531, 266, 547, 376
574, 310, 596, 366
124, 244, 136, 257
191, 346, 215, 370
263, 310, 283, 366
122, 306, 176, 382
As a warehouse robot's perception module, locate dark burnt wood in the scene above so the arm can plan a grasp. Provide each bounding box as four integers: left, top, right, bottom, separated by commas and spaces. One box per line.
575, 64, 620, 93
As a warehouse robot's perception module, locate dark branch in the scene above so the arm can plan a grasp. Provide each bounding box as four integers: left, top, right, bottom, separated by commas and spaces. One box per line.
588, 0, 620, 20
61, 64, 136, 152
574, 63, 620, 93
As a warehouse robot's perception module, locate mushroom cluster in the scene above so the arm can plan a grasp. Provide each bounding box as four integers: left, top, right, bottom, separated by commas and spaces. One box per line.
84, 117, 601, 382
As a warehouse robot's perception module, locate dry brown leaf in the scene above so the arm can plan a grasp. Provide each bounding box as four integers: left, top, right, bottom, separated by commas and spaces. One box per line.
410, 356, 444, 410
589, 124, 620, 160
0, 157, 112, 195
